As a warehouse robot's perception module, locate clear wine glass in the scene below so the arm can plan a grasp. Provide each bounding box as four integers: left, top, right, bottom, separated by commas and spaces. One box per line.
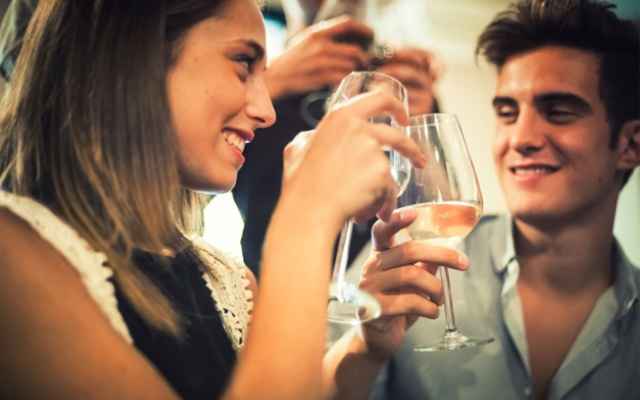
392, 113, 494, 351
327, 71, 411, 325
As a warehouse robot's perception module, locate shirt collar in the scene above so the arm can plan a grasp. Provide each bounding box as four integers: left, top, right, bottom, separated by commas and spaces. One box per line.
492, 214, 516, 274
611, 239, 639, 319
490, 214, 639, 316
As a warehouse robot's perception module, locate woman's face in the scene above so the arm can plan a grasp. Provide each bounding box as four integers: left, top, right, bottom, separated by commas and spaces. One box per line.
167, 0, 276, 193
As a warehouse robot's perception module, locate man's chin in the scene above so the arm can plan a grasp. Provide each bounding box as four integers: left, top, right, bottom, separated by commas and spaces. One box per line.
508, 200, 561, 223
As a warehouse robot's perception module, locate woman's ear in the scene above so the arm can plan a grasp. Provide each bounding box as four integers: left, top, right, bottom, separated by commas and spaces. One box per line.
616, 119, 640, 170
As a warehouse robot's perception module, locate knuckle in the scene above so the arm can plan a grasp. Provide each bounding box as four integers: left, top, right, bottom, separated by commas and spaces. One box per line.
431, 278, 443, 299
325, 109, 345, 124
379, 91, 396, 104
403, 241, 420, 260
401, 265, 420, 282
309, 31, 322, 41
282, 143, 294, 158
358, 276, 374, 291
374, 160, 389, 179
447, 249, 463, 266
371, 219, 385, 235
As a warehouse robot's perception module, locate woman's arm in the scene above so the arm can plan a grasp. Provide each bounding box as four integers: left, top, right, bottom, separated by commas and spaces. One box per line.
226, 91, 425, 400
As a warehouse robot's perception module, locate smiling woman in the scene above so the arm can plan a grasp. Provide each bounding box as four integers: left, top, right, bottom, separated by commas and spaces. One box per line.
0, 0, 430, 399
167, 4, 275, 193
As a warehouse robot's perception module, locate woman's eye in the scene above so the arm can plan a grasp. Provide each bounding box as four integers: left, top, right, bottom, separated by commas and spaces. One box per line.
234, 54, 256, 73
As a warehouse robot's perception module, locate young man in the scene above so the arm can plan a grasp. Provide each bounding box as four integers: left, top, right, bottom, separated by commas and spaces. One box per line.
370, 1, 640, 399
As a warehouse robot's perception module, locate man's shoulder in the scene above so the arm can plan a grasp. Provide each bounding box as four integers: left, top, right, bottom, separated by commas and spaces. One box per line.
468, 213, 509, 240
626, 258, 640, 285
460, 213, 512, 266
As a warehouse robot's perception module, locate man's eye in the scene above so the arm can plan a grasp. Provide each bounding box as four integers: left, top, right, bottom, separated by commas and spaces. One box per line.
546, 108, 578, 124
495, 106, 517, 122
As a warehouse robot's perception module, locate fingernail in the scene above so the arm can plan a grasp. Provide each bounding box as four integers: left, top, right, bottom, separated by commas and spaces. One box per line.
458, 254, 470, 269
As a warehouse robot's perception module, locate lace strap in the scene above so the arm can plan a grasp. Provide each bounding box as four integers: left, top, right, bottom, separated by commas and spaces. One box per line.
192, 238, 253, 351
0, 192, 133, 343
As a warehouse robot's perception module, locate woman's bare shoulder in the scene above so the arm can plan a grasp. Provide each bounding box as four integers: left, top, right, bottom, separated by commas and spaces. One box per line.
0, 206, 99, 320
0, 208, 179, 399
0, 207, 59, 266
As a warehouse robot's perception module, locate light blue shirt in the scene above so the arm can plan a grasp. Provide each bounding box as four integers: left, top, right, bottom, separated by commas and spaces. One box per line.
372, 214, 640, 400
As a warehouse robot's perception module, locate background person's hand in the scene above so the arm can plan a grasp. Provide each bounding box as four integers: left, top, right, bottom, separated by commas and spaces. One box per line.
281, 91, 425, 225
265, 16, 373, 100
356, 208, 470, 360
375, 47, 442, 115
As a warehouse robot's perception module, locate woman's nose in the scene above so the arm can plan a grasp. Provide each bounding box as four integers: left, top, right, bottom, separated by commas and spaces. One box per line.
247, 77, 276, 129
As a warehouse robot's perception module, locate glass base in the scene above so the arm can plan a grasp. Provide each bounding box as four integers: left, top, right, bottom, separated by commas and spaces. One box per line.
414, 329, 494, 352
328, 282, 381, 325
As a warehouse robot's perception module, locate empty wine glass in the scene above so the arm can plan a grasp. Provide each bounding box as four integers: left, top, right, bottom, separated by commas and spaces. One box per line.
327, 71, 411, 325
392, 113, 494, 351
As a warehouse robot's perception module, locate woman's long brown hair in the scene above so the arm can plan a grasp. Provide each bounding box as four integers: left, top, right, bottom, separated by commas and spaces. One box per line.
0, 0, 228, 336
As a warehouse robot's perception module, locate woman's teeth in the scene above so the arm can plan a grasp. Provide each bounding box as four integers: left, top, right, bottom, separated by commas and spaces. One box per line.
223, 131, 245, 153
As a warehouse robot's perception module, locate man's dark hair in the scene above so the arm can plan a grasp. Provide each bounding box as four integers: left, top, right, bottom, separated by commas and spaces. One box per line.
476, 0, 640, 185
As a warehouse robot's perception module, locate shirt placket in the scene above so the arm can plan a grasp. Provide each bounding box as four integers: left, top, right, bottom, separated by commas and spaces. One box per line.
501, 258, 535, 399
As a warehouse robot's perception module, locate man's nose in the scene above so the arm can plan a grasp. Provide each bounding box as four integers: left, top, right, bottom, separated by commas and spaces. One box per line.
510, 108, 546, 155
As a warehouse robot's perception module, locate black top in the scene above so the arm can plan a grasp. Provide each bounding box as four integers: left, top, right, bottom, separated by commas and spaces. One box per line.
113, 249, 236, 400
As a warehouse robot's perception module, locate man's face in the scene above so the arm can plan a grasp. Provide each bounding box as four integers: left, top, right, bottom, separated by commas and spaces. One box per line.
492, 46, 623, 225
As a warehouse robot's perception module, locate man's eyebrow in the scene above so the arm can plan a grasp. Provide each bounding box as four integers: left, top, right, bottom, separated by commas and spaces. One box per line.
534, 92, 591, 112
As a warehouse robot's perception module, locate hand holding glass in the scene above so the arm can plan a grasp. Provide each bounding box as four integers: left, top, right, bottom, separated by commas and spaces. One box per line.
391, 113, 494, 351
327, 71, 411, 324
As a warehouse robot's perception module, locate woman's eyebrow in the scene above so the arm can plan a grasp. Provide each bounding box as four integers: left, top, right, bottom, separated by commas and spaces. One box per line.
232, 39, 265, 61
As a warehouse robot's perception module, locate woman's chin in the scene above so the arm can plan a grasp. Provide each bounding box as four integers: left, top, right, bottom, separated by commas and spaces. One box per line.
182, 177, 236, 195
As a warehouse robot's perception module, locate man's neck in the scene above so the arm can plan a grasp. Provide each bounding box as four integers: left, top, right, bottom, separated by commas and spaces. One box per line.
513, 203, 617, 296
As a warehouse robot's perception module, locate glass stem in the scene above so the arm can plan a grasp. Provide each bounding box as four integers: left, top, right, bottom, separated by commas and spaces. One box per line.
331, 220, 354, 301
440, 267, 457, 332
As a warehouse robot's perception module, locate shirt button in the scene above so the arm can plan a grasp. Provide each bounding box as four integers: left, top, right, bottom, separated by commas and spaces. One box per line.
524, 386, 532, 397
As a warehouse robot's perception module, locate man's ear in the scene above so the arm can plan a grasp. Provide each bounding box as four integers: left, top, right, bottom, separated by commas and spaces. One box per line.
616, 119, 640, 170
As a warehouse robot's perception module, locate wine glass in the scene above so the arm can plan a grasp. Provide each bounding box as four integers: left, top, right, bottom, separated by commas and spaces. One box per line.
327, 71, 411, 325
392, 113, 494, 351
